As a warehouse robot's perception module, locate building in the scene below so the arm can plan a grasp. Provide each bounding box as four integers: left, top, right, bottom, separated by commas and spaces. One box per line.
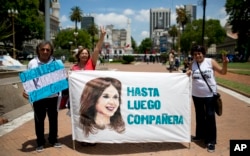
216, 23, 237, 55
149, 8, 171, 39
22, 0, 60, 58
150, 8, 171, 53
184, 4, 197, 23
81, 14, 95, 30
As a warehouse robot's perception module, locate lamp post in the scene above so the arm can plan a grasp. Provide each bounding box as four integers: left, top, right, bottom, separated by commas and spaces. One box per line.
74, 32, 78, 48
8, 9, 18, 59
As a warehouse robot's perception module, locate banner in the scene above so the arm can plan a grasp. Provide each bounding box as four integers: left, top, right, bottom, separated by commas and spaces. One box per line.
19, 60, 68, 103
69, 70, 191, 143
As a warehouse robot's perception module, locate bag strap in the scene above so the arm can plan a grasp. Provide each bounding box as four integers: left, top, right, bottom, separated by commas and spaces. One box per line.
196, 62, 213, 93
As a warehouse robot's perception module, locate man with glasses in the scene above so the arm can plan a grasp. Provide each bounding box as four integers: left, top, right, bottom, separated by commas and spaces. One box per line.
23, 41, 62, 152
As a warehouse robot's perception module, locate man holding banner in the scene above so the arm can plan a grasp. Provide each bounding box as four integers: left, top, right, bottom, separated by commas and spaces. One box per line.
23, 41, 64, 152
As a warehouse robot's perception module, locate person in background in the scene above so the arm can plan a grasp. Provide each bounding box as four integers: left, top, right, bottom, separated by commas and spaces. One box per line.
71, 26, 106, 71
174, 56, 180, 71
186, 45, 229, 153
23, 41, 62, 152
168, 50, 175, 72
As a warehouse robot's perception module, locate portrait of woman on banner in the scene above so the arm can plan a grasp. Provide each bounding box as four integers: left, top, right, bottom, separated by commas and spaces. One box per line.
79, 77, 125, 136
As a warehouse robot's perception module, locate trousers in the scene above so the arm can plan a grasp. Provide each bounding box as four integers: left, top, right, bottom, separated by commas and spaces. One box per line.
192, 96, 217, 144
33, 97, 58, 146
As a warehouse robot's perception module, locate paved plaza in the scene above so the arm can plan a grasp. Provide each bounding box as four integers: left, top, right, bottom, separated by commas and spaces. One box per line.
0, 62, 249, 156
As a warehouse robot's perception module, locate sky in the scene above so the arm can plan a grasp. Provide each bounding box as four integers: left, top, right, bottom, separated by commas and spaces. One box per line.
58, 0, 228, 45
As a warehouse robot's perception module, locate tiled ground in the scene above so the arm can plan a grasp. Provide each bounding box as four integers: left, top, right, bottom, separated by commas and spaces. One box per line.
0, 62, 249, 156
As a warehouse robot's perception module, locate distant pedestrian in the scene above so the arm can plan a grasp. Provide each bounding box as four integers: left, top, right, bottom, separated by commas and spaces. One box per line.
168, 50, 175, 72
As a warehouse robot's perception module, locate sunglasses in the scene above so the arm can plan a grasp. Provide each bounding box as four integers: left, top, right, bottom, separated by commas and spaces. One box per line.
40, 48, 51, 52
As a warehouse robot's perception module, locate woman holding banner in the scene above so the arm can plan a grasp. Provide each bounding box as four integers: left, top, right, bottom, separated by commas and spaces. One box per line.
79, 77, 125, 137
186, 45, 228, 153
69, 26, 106, 146
23, 41, 62, 152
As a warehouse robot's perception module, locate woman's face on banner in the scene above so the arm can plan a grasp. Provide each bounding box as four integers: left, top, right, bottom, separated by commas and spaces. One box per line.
96, 85, 119, 117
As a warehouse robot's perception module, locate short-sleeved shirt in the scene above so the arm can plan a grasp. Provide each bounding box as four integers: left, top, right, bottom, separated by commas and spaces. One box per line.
71, 59, 95, 71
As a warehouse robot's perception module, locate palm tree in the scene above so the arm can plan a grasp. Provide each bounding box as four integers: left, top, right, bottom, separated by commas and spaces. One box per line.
168, 25, 178, 49
69, 6, 83, 32
87, 24, 98, 50
176, 6, 188, 31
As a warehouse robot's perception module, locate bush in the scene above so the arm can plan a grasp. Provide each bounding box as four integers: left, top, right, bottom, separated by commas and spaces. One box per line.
68, 56, 76, 63
122, 55, 135, 64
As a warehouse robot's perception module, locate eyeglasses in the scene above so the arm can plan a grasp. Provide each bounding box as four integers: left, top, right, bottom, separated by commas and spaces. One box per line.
40, 48, 51, 52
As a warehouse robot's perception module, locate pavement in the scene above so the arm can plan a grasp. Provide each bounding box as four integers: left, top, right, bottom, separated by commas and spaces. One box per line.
0, 62, 249, 156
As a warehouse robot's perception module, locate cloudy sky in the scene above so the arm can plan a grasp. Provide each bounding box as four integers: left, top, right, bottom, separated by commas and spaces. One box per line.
58, 0, 228, 45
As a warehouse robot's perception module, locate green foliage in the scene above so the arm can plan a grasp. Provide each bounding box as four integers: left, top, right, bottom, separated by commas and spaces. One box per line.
122, 55, 135, 64
0, 0, 44, 50
224, 62, 250, 69
53, 29, 91, 50
0, 21, 12, 41
87, 24, 98, 50
225, 0, 250, 62
160, 52, 168, 63
168, 25, 178, 49
219, 49, 228, 55
138, 38, 152, 54
70, 6, 83, 31
216, 77, 250, 96
68, 56, 76, 63
181, 19, 226, 53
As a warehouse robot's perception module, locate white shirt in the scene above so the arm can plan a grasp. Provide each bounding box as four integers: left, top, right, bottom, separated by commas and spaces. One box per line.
191, 58, 217, 97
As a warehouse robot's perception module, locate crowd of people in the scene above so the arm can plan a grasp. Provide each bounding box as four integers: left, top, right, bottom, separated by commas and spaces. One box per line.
22, 23, 229, 153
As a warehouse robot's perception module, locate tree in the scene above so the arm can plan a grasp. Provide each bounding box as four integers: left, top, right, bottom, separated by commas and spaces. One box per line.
70, 6, 83, 32
0, 0, 44, 52
87, 24, 98, 51
138, 38, 152, 54
225, 0, 250, 61
53, 29, 91, 50
131, 37, 138, 53
0, 21, 12, 41
176, 6, 188, 31
168, 25, 178, 49
180, 19, 226, 54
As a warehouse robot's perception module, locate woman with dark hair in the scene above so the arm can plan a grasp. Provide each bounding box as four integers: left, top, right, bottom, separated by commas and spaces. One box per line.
186, 45, 229, 153
23, 41, 62, 152
79, 77, 125, 137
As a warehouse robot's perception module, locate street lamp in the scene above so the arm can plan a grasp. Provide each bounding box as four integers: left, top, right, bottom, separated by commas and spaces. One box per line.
8, 9, 18, 59
74, 32, 78, 48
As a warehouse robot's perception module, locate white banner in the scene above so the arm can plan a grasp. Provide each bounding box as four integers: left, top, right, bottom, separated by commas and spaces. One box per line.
69, 70, 191, 143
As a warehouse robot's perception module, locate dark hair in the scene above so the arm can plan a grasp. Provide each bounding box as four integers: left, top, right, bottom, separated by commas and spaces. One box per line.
190, 45, 206, 56
35, 41, 54, 57
79, 77, 125, 136
75, 48, 90, 63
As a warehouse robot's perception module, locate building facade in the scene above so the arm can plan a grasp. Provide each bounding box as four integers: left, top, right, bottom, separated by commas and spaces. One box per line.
81, 14, 95, 30
150, 8, 171, 53
149, 8, 171, 39
184, 4, 197, 23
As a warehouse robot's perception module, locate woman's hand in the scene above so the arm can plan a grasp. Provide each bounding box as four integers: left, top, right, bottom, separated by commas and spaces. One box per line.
23, 90, 29, 100
222, 54, 229, 64
100, 26, 106, 37
186, 70, 192, 77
